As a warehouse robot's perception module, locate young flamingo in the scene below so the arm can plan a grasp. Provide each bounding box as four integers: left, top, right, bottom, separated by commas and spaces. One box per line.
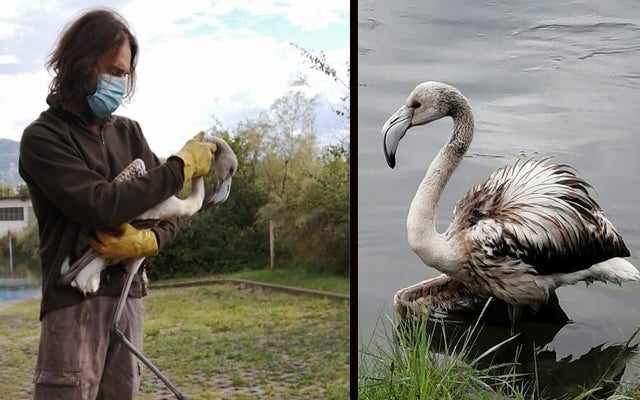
383, 82, 639, 327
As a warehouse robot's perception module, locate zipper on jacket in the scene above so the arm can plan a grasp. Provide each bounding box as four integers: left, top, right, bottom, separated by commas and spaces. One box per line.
99, 126, 111, 178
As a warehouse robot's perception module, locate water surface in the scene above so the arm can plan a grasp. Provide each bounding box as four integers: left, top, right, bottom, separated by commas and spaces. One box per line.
0, 286, 40, 311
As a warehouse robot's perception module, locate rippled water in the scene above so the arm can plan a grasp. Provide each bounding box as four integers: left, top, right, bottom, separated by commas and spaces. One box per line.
0, 286, 40, 310
358, 0, 640, 396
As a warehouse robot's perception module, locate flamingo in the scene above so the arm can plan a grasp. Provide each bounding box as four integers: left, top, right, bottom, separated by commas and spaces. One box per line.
382, 81, 639, 326
56, 132, 237, 400
58, 133, 237, 295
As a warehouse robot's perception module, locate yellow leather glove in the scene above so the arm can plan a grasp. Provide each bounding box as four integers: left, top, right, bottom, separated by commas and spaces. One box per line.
174, 132, 217, 185
88, 223, 158, 262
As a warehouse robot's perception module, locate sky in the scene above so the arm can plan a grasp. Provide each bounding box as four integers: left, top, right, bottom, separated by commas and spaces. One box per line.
0, 0, 349, 158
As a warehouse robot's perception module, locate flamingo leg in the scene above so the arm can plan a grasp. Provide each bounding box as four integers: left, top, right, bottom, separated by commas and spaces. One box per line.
55, 249, 101, 288
507, 303, 523, 335
110, 258, 187, 400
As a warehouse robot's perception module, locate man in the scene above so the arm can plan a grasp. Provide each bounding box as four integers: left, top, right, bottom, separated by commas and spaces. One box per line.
19, 8, 214, 399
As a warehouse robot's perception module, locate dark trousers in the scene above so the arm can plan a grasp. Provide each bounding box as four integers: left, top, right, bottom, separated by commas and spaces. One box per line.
33, 296, 143, 400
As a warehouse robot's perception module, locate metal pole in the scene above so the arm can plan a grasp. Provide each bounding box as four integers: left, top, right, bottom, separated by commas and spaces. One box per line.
8, 231, 13, 278
269, 220, 275, 271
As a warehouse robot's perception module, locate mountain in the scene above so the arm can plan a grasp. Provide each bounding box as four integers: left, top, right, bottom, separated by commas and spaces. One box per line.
0, 139, 22, 185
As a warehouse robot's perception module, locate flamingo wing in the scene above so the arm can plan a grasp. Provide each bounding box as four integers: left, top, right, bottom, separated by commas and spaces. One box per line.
447, 158, 629, 276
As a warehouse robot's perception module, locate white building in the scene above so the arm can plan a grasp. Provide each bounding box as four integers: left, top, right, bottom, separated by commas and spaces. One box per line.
0, 196, 34, 237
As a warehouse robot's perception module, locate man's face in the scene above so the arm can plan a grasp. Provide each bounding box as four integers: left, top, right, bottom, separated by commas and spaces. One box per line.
96, 41, 131, 78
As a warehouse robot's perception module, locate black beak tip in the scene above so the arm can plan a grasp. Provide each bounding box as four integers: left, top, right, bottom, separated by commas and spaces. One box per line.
385, 153, 396, 169
383, 140, 396, 169
201, 197, 215, 211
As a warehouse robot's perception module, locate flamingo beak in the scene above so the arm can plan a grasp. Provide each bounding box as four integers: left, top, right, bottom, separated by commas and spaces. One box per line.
382, 105, 413, 168
208, 176, 232, 205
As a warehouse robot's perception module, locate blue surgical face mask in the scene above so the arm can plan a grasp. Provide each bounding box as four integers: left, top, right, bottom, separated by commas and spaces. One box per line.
86, 73, 127, 118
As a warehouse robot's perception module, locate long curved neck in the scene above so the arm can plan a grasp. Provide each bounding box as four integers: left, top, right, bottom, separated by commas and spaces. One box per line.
407, 105, 473, 273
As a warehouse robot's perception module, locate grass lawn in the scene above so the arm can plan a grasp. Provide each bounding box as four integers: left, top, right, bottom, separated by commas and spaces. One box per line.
155, 268, 350, 296
0, 280, 349, 399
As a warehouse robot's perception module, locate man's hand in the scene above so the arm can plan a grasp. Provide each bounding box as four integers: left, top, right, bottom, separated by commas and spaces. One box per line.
88, 223, 158, 262
173, 131, 217, 185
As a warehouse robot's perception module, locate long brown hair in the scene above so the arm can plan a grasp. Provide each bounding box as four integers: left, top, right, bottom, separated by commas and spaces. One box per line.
46, 8, 138, 114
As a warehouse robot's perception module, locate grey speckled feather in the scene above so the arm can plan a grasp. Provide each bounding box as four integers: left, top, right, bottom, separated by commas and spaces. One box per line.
447, 157, 629, 276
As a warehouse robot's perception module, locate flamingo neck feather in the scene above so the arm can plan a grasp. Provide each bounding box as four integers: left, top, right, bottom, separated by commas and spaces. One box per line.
407, 106, 473, 274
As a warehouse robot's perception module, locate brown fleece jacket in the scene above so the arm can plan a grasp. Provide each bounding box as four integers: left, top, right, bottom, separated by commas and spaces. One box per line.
19, 98, 185, 320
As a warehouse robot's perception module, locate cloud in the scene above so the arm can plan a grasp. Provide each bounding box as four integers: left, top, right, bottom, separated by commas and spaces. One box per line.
121, 0, 347, 38
0, 54, 20, 64
0, 69, 51, 140
0, 0, 349, 159
117, 0, 349, 156
282, 0, 349, 31
118, 33, 299, 155
0, 21, 21, 41
119, 31, 348, 156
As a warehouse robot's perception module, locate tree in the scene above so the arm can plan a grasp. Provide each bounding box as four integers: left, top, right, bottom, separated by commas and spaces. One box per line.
290, 42, 350, 121
14, 76, 351, 278
266, 87, 318, 197
145, 130, 270, 278
17, 221, 40, 263
17, 185, 30, 197
0, 183, 15, 197
256, 142, 350, 275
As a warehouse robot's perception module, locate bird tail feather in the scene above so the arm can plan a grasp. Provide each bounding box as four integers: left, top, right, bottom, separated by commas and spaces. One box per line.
587, 258, 640, 284
549, 258, 639, 288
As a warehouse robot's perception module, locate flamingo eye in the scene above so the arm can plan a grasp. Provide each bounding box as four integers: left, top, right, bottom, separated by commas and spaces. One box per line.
410, 101, 421, 109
